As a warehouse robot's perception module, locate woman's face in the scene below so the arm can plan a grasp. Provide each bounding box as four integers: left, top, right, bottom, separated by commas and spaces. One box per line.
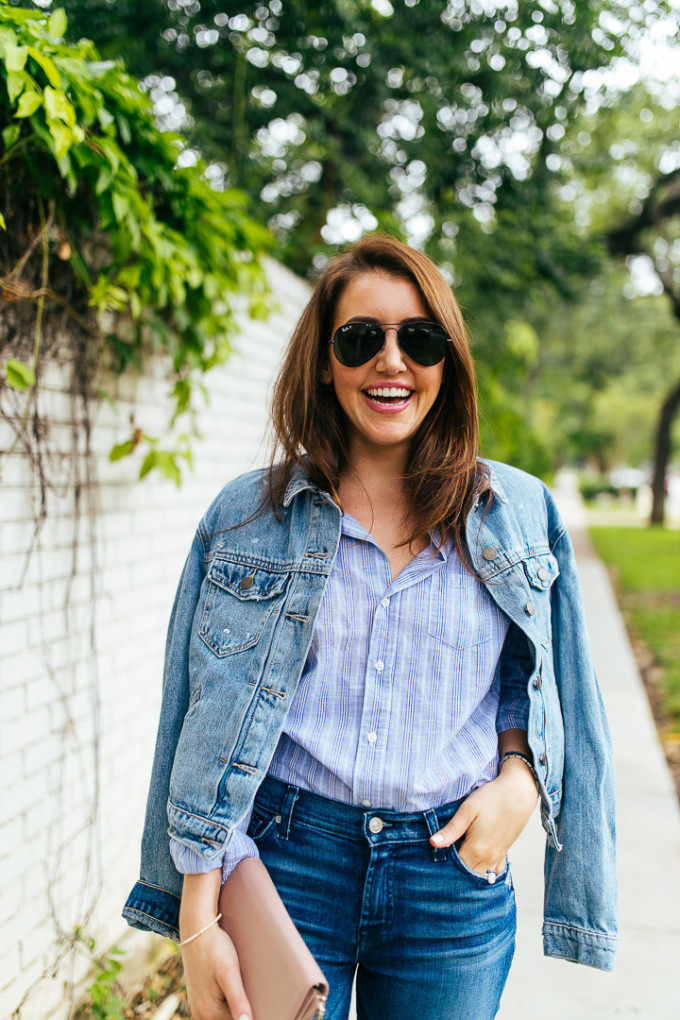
322, 270, 445, 463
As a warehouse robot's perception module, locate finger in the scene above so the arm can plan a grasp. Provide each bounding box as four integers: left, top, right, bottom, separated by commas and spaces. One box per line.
214, 955, 253, 1020
430, 804, 476, 847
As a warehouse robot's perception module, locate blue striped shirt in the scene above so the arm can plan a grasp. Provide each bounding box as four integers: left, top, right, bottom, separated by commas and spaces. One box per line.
171, 512, 528, 879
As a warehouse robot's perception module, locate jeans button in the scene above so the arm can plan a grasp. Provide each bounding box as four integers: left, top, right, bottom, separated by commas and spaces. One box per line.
368, 816, 384, 834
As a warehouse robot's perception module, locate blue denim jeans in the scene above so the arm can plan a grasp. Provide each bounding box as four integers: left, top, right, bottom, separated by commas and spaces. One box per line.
247, 776, 516, 1020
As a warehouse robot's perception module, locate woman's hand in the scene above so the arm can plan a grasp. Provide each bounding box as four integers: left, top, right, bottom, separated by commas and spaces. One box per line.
181, 925, 251, 1020
430, 754, 538, 876
179, 872, 252, 1020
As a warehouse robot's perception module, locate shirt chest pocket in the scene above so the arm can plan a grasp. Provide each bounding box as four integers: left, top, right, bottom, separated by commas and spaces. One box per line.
198, 560, 289, 657
428, 569, 505, 650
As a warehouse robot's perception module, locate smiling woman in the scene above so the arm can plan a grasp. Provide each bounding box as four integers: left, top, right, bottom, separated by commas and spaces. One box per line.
124, 235, 617, 1020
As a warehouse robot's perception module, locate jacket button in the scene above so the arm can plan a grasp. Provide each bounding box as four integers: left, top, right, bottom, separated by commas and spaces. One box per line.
482, 546, 498, 561
539, 753, 547, 766
239, 576, 254, 590
533, 676, 541, 689
525, 601, 536, 616
537, 567, 549, 581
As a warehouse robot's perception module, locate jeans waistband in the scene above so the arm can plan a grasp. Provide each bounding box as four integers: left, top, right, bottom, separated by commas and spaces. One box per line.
254, 775, 465, 853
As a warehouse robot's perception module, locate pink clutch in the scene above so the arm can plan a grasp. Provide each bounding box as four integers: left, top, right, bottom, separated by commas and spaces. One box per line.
218, 858, 329, 1020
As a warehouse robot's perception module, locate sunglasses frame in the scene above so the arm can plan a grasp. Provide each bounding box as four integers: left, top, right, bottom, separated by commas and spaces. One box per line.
329, 320, 452, 368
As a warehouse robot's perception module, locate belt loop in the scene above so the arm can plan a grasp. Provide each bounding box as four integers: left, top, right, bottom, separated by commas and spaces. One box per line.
278, 784, 300, 842
423, 809, 446, 862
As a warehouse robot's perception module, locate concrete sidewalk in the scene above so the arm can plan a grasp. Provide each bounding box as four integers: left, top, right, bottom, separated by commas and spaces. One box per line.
498, 475, 680, 1018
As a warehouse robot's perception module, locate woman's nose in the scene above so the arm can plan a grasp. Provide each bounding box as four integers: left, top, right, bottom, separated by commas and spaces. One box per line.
375, 327, 406, 373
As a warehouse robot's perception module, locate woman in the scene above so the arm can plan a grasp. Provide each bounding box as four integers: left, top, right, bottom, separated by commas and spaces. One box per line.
123, 236, 617, 1020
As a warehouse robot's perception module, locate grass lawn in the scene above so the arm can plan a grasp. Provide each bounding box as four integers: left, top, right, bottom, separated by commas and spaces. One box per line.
588, 526, 680, 733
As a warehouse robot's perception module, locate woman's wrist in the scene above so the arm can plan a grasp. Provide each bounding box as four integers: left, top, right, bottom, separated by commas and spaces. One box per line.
498, 754, 540, 803
179, 870, 222, 939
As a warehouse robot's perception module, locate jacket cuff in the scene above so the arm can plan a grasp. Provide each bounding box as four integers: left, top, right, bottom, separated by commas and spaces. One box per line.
122, 880, 181, 941
543, 921, 617, 971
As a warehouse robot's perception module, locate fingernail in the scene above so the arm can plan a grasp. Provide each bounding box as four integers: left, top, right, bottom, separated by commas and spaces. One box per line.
431, 833, 444, 845
238, 1014, 250, 1020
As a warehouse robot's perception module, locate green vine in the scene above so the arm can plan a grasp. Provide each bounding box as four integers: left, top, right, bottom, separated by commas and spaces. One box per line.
0, 4, 272, 483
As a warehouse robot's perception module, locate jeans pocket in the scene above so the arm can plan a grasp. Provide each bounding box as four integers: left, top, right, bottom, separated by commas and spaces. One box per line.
449, 841, 510, 885
246, 804, 279, 843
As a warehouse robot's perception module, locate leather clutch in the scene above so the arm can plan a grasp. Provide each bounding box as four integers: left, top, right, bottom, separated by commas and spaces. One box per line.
218, 857, 329, 1020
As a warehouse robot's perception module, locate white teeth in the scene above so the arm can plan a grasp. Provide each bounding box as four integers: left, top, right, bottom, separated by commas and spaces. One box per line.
365, 387, 412, 398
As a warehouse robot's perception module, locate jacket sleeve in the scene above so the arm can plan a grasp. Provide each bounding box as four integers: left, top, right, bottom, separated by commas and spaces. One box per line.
542, 496, 617, 971
122, 526, 207, 940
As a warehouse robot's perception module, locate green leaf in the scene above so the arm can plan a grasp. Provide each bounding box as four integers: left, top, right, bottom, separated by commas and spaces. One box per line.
5, 359, 36, 390
26, 46, 61, 88
4, 43, 27, 71
48, 9, 68, 40
0, 211, 6, 230
15, 90, 41, 118
6, 70, 26, 103
109, 439, 136, 462
48, 120, 72, 159
44, 85, 75, 125
2, 124, 20, 149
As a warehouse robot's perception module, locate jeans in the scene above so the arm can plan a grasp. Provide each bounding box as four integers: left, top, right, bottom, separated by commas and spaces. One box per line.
247, 776, 516, 1020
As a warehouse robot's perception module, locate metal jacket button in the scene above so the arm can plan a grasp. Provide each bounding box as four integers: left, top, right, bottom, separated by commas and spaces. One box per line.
482, 546, 498, 561
525, 601, 536, 616
533, 676, 541, 689
368, 817, 384, 834
539, 753, 547, 766
239, 576, 254, 590
537, 567, 549, 581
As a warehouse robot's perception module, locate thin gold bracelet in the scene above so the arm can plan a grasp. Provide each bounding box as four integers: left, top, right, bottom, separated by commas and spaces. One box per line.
178, 912, 222, 947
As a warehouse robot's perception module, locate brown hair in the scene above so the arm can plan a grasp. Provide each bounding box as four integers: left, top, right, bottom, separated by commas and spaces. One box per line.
268, 234, 489, 557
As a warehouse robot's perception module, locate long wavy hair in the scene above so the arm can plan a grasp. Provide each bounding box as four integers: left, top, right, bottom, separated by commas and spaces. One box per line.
268, 234, 489, 556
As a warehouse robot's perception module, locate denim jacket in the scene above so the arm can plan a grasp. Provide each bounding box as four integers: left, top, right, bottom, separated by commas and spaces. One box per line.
123, 460, 617, 971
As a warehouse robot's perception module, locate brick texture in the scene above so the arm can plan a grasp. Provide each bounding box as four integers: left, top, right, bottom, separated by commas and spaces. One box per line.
0, 260, 310, 1019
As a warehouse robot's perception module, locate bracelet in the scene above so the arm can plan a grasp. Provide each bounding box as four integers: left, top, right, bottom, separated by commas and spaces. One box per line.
499, 751, 540, 792
178, 912, 222, 947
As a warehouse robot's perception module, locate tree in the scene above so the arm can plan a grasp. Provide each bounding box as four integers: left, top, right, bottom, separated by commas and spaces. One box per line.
54, 0, 666, 275
45, 0, 670, 476
606, 169, 680, 523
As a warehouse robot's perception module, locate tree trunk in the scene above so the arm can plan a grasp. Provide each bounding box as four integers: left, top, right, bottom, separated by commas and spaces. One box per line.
650, 378, 680, 525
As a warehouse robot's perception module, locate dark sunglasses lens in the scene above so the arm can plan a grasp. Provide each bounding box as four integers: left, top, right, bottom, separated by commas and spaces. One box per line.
333, 323, 383, 366
398, 323, 449, 365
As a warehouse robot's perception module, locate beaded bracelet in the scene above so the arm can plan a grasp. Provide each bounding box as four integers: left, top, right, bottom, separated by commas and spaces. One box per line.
178, 912, 222, 947
499, 750, 540, 792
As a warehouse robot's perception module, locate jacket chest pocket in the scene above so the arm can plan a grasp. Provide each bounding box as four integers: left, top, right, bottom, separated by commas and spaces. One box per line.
199, 560, 289, 657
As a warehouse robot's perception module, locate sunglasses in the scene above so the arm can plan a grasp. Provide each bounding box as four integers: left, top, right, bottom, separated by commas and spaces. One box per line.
330, 320, 452, 368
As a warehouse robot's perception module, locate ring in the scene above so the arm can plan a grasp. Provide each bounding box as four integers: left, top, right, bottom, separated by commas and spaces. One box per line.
485, 870, 497, 885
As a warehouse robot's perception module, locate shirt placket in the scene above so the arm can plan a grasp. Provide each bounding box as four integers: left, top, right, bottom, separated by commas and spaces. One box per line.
349, 528, 447, 808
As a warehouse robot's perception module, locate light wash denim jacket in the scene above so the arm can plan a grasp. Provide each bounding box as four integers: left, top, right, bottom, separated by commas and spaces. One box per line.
122, 460, 617, 970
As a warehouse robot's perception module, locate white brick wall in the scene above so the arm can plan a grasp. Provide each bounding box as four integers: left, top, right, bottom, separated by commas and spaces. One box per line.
0, 259, 310, 1020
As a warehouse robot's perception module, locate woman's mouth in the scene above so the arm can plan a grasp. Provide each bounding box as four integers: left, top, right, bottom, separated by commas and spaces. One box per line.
362, 386, 414, 411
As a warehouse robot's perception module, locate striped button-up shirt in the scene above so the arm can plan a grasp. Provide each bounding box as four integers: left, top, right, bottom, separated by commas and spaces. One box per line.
171, 511, 528, 878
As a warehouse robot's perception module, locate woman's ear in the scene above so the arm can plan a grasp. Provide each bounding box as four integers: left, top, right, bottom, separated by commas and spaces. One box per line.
320, 363, 333, 386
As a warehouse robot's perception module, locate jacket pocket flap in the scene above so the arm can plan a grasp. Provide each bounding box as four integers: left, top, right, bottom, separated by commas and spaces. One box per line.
522, 552, 560, 590
207, 560, 288, 601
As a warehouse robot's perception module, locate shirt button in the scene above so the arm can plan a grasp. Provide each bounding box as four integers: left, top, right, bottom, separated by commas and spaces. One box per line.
368, 817, 384, 834
482, 546, 498, 561
380, 597, 390, 608
375, 661, 384, 672
361, 799, 371, 808
367, 732, 378, 743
